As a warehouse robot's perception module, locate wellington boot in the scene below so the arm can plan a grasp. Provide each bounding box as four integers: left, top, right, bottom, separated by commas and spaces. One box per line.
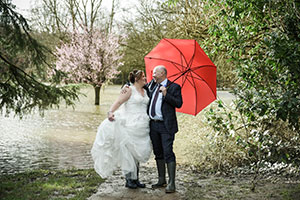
165, 162, 176, 193
152, 159, 167, 189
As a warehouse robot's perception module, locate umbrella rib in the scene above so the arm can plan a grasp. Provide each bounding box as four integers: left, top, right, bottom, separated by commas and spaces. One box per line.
187, 70, 198, 114
163, 39, 189, 67
181, 72, 190, 87
180, 72, 198, 115
188, 64, 217, 98
169, 65, 216, 86
185, 75, 202, 81
168, 71, 186, 79
167, 65, 215, 87
168, 65, 216, 79
190, 70, 217, 98
191, 65, 217, 70
145, 57, 186, 72
181, 68, 216, 114
187, 40, 197, 69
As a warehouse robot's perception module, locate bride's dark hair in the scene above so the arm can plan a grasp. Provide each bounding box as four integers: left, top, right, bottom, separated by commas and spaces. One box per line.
128, 69, 143, 84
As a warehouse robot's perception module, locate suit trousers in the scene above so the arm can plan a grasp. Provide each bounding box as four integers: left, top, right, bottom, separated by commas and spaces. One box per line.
150, 120, 176, 163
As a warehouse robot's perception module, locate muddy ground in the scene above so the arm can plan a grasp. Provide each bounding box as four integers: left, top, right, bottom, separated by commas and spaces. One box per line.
88, 160, 300, 200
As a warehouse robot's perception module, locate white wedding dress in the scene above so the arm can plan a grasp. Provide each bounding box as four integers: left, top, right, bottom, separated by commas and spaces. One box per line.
91, 85, 152, 179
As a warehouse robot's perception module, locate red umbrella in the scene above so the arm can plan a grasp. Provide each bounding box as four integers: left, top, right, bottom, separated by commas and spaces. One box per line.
144, 38, 216, 116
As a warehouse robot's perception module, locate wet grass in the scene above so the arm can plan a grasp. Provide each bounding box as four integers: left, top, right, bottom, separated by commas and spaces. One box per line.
0, 168, 104, 200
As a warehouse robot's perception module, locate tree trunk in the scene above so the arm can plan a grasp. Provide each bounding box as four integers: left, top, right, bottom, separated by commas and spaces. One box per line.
94, 85, 101, 105
108, 0, 116, 33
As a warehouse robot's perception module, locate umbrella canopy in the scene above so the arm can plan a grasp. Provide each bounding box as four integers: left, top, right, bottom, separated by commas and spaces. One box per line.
144, 38, 216, 116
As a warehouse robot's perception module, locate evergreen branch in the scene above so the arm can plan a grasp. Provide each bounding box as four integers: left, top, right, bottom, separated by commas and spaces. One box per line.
0, 53, 42, 86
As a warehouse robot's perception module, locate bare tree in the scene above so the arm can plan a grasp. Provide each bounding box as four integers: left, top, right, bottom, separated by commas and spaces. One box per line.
30, 0, 120, 35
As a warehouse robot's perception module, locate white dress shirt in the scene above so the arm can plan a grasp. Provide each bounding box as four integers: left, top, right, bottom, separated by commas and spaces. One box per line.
149, 78, 168, 121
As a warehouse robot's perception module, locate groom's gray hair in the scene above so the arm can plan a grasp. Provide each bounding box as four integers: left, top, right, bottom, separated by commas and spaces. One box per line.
155, 65, 167, 75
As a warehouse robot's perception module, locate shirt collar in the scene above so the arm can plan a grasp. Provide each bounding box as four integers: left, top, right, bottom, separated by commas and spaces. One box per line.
160, 78, 168, 87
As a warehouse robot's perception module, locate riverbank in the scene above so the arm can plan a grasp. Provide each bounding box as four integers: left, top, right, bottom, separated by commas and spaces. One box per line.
1, 164, 299, 200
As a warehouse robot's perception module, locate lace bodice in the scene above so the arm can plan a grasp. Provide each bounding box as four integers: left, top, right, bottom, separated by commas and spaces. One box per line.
123, 86, 149, 114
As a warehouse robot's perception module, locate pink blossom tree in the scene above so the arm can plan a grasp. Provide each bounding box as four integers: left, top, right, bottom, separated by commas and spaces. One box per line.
54, 29, 124, 105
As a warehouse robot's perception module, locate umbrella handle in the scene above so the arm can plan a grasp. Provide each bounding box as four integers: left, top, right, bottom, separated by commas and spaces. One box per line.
167, 68, 191, 88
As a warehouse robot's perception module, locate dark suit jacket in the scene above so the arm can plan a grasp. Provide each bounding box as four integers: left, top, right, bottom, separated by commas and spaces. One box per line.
146, 80, 183, 134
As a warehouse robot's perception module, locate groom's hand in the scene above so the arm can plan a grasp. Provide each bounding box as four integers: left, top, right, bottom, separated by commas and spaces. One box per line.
159, 86, 167, 96
120, 85, 129, 94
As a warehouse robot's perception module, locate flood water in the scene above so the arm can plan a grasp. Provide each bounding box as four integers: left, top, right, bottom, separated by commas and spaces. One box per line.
0, 85, 120, 174
0, 85, 234, 175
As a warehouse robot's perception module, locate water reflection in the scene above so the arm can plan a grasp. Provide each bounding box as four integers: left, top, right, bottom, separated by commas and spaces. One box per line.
0, 85, 120, 174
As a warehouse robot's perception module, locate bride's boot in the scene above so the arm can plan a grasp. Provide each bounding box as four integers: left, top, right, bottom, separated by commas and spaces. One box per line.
135, 162, 146, 188
165, 161, 176, 193
152, 159, 167, 189
125, 172, 137, 189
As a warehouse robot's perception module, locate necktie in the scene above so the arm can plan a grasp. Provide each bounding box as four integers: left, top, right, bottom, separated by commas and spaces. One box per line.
150, 84, 161, 118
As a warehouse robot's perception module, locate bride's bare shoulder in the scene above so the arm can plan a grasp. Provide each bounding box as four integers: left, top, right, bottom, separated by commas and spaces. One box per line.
120, 85, 132, 95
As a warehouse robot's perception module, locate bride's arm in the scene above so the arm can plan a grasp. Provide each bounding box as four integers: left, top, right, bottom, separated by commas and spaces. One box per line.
107, 87, 132, 121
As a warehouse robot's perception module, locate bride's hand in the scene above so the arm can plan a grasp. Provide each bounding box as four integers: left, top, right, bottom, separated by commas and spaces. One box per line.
108, 111, 115, 121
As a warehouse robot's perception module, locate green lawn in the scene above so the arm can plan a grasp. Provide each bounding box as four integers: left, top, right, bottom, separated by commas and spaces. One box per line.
0, 168, 104, 200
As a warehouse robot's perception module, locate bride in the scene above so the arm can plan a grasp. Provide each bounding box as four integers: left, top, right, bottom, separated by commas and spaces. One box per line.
91, 69, 152, 189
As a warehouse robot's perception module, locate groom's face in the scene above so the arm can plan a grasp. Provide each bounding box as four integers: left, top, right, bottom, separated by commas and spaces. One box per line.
152, 68, 164, 83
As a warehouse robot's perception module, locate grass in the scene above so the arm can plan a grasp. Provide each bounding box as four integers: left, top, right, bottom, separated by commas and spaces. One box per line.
0, 168, 104, 200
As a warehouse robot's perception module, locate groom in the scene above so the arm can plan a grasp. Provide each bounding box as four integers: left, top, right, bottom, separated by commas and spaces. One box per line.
147, 65, 183, 193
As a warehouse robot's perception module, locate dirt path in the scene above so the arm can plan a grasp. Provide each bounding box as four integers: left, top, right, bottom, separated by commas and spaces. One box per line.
88, 160, 190, 200
88, 160, 300, 200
